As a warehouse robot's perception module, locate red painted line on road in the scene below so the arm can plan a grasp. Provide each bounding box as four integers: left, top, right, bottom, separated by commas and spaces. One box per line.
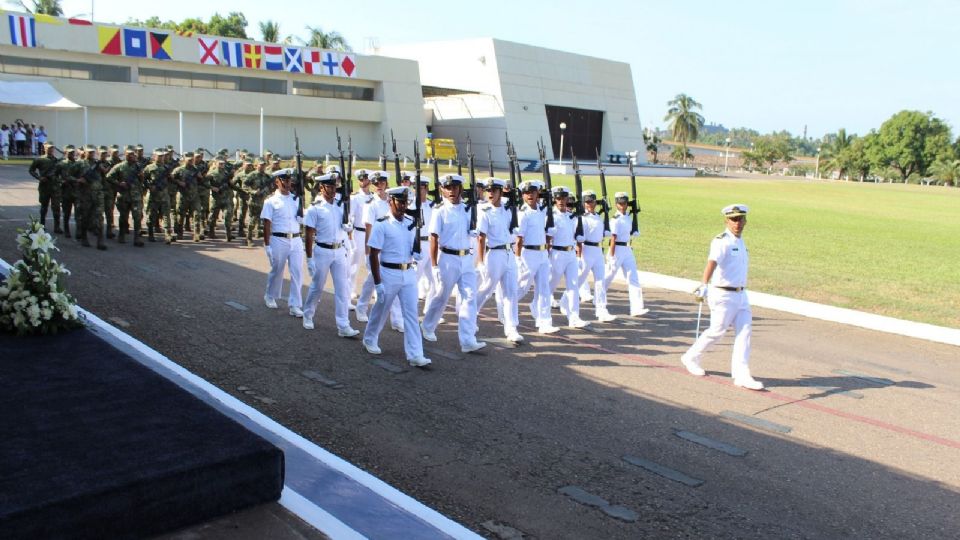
510, 319, 960, 451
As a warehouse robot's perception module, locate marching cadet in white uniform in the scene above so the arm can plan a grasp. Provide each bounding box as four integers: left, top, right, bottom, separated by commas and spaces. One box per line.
356, 171, 403, 330
602, 192, 649, 317
412, 175, 435, 301
681, 204, 763, 390
349, 169, 374, 300
549, 186, 590, 328
475, 178, 523, 343
362, 186, 431, 367
515, 180, 559, 334
576, 190, 616, 322
420, 174, 487, 353
301, 173, 359, 336
261, 168, 304, 316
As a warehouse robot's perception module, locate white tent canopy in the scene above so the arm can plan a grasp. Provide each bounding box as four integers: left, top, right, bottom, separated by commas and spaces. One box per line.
0, 81, 81, 109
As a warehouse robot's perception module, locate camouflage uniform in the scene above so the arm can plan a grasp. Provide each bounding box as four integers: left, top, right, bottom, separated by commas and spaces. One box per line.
206, 159, 235, 241
244, 164, 273, 246
173, 153, 202, 242
55, 147, 83, 238
143, 150, 174, 244
233, 160, 253, 235
106, 147, 145, 246
164, 149, 180, 239
195, 150, 211, 234
28, 145, 62, 232
101, 146, 121, 238
76, 149, 106, 250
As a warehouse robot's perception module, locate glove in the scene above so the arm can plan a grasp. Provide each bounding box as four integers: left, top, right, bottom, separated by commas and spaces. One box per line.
476, 263, 486, 276
412, 251, 423, 262
511, 227, 520, 235
375, 283, 386, 304
469, 229, 479, 238
631, 231, 640, 238
306, 257, 316, 275
606, 255, 615, 267
603, 230, 612, 238
546, 227, 557, 237
515, 255, 527, 273
264, 244, 273, 262
432, 266, 442, 287
575, 235, 585, 243
693, 284, 708, 302
341, 223, 352, 233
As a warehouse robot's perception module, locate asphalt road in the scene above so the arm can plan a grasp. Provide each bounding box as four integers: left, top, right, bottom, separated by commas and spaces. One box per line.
2, 166, 958, 539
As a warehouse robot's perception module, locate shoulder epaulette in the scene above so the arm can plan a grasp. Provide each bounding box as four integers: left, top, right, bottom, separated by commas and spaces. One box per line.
376, 216, 388, 222
715, 232, 727, 239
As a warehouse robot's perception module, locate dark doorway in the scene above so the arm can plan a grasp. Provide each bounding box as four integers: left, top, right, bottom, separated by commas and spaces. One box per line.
545, 105, 604, 161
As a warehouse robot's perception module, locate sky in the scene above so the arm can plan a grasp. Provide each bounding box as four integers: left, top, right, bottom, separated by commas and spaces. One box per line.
58, 0, 960, 139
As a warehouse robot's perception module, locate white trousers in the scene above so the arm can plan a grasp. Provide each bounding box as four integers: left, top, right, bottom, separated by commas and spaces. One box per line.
357, 262, 402, 325
576, 245, 609, 314
302, 245, 351, 328
682, 288, 752, 377
363, 267, 424, 360
265, 236, 304, 308
517, 249, 552, 327
349, 229, 365, 296
549, 249, 581, 325
415, 239, 435, 299
476, 249, 519, 335
422, 252, 479, 347
602, 247, 644, 314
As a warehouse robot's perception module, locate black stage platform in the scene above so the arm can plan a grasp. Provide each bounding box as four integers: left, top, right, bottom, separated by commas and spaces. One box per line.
0, 328, 284, 539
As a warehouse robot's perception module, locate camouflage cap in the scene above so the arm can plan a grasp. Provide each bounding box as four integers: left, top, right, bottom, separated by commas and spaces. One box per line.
85, 145, 98, 153
124, 145, 136, 154
165, 144, 174, 151
98, 145, 108, 153
264, 149, 274, 155
243, 158, 253, 165
43, 141, 56, 148
135, 144, 144, 150
241, 148, 249, 154
153, 147, 164, 155
271, 156, 281, 163
195, 147, 205, 155
218, 148, 229, 155
109, 144, 120, 151
64, 144, 76, 151
183, 151, 195, 158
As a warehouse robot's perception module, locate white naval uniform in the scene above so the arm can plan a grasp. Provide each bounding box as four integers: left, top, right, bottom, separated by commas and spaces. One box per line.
576, 212, 612, 317
414, 199, 436, 300
516, 203, 553, 328
475, 201, 520, 336
302, 197, 351, 328
549, 208, 584, 326
682, 230, 753, 378
261, 191, 304, 308
601, 211, 645, 314
363, 213, 425, 361
356, 195, 402, 326
421, 200, 481, 348
349, 190, 374, 295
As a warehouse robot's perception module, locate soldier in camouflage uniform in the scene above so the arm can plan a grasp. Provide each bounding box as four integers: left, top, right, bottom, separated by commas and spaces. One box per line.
194, 149, 211, 238
143, 148, 174, 244
106, 145, 145, 247
101, 145, 121, 239
173, 151, 203, 242
135, 144, 150, 235
244, 160, 272, 247
206, 154, 236, 241
163, 147, 180, 237
56, 145, 83, 239
76, 145, 107, 250
234, 158, 254, 236
28, 142, 63, 233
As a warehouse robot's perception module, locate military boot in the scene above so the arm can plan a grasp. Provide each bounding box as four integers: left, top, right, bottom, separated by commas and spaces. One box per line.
148, 225, 157, 242
133, 228, 144, 247
81, 230, 91, 248
175, 221, 184, 240
117, 231, 126, 244
96, 232, 107, 251
106, 225, 115, 239
53, 215, 62, 234
63, 221, 70, 239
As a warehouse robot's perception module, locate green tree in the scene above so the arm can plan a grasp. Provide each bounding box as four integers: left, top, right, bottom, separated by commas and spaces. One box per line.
259, 20, 280, 43
302, 25, 349, 51
819, 128, 854, 180
669, 145, 692, 164
929, 159, 960, 186
127, 12, 247, 39
207, 12, 248, 39
741, 134, 793, 173
845, 134, 875, 182
643, 131, 661, 164
663, 93, 704, 165
17, 0, 62, 15
868, 110, 953, 182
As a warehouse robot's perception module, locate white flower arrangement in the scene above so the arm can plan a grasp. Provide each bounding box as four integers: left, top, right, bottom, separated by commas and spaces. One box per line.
0, 216, 84, 335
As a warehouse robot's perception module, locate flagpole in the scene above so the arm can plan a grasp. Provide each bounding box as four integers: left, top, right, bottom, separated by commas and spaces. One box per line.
82, 106, 88, 146
259, 107, 264, 157
178, 111, 183, 155
212, 112, 216, 149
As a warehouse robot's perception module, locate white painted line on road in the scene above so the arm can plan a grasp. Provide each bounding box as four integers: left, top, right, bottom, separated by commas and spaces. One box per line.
279, 488, 367, 540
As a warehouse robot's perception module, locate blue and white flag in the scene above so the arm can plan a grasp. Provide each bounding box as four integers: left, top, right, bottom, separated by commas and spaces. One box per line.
221, 40, 243, 68
284, 47, 303, 73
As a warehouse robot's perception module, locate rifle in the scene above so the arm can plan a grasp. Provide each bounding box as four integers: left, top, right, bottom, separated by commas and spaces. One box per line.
294, 130, 305, 218
572, 153, 584, 239
505, 134, 518, 230
430, 141, 442, 206
391, 130, 402, 186
628, 157, 640, 234
596, 148, 611, 233
487, 145, 494, 177
538, 139, 554, 230
347, 134, 354, 182
456, 141, 463, 177
336, 128, 349, 225
466, 134, 477, 231
413, 140, 423, 255
379, 134, 387, 171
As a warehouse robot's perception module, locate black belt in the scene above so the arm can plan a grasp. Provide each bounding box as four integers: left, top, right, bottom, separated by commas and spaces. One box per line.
316, 241, 343, 249
583, 241, 600, 247
523, 244, 546, 251
272, 232, 301, 239
552, 245, 574, 252
354, 226, 365, 232
441, 247, 470, 256
382, 261, 414, 270
614, 241, 628, 246
487, 244, 511, 251
715, 286, 746, 292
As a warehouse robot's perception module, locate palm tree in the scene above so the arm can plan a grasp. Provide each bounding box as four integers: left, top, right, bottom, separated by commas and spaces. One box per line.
929, 158, 960, 186
820, 128, 853, 180
259, 20, 280, 43
17, 0, 62, 15
663, 93, 704, 166
302, 25, 349, 51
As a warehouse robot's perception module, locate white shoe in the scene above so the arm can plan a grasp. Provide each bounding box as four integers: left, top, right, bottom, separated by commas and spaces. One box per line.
734, 375, 765, 391
506, 331, 524, 343
538, 325, 560, 334
570, 319, 590, 329
438, 317, 446, 325
348, 302, 356, 311
264, 295, 278, 309
362, 339, 381, 355
289, 306, 304, 318
630, 308, 650, 317
462, 340, 487, 353
681, 356, 706, 377
420, 322, 437, 342
356, 311, 368, 322
581, 294, 594, 303
551, 298, 560, 309
408, 356, 432, 368
597, 312, 617, 323
391, 322, 405, 333
302, 318, 315, 330
337, 326, 359, 338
